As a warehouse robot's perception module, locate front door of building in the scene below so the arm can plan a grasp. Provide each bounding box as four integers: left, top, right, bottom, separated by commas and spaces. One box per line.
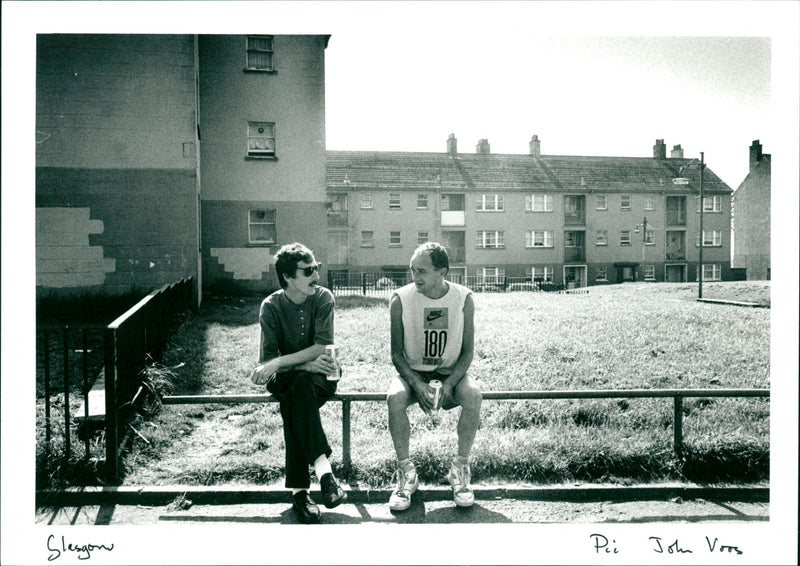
665, 264, 686, 282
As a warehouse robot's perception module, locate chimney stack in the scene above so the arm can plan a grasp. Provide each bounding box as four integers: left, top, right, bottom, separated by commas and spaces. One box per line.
476, 139, 490, 154
529, 135, 541, 158
749, 139, 763, 170
653, 139, 666, 160
447, 133, 458, 156
670, 144, 684, 159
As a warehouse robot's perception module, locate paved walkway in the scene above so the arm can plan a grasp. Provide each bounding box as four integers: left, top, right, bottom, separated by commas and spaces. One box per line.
36, 483, 769, 525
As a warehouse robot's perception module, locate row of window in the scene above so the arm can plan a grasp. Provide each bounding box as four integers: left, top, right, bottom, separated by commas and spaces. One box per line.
468, 264, 722, 282
357, 229, 724, 248
358, 193, 724, 213
246, 209, 725, 249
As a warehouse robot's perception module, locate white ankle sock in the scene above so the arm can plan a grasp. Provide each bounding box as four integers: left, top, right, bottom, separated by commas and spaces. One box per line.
314, 454, 333, 479
292, 488, 306, 496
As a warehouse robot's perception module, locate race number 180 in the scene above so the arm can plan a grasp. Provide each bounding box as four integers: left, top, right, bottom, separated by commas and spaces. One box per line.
424, 330, 447, 358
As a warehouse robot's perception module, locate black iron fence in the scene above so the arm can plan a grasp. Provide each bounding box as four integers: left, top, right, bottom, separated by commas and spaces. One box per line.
328, 272, 580, 296
36, 277, 193, 485
104, 277, 193, 481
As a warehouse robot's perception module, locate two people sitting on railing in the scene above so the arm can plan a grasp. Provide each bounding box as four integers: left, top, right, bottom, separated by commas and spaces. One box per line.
250, 243, 346, 524
250, 241, 481, 523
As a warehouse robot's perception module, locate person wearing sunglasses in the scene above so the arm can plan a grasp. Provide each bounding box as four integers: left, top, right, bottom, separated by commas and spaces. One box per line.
251, 242, 345, 523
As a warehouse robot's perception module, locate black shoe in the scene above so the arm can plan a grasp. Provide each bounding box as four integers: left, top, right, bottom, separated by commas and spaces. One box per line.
292, 490, 321, 524
320, 473, 347, 509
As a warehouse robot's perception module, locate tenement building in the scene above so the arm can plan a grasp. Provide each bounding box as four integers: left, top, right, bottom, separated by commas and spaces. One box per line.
325, 136, 732, 288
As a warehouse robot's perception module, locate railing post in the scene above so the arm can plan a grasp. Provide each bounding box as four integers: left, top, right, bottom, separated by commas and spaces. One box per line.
342, 399, 352, 469
82, 328, 90, 459
673, 395, 684, 458
361, 273, 367, 295
104, 327, 120, 483
62, 326, 71, 462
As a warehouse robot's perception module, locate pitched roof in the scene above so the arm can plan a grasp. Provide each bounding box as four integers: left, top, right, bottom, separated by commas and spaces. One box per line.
326, 150, 732, 194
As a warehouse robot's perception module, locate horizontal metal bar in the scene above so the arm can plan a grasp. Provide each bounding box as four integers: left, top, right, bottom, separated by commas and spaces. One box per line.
162, 388, 769, 405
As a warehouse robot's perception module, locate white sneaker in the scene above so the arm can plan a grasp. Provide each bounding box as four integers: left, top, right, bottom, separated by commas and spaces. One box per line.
447, 462, 474, 507
388, 465, 419, 511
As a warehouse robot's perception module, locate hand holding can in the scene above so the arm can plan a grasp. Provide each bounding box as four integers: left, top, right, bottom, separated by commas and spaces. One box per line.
325, 345, 341, 381
429, 379, 442, 411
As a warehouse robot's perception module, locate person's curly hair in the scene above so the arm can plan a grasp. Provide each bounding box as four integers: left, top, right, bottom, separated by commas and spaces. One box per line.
274, 243, 315, 288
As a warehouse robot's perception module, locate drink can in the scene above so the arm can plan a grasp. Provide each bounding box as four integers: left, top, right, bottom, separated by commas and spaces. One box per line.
429, 379, 442, 410
325, 345, 340, 381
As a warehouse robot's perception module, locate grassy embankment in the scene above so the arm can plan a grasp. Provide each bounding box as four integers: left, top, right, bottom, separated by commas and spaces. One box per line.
37, 282, 770, 488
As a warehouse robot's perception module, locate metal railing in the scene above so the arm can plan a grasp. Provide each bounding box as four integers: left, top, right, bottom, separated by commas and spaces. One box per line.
105, 277, 193, 481
37, 324, 107, 468
328, 272, 580, 296
162, 387, 769, 468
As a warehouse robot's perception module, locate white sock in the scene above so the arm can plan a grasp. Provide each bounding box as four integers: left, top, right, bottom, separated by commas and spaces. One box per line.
314, 454, 333, 479
398, 458, 415, 471
292, 488, 306, 496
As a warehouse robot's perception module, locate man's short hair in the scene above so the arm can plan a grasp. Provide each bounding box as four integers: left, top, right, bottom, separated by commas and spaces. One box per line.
412, 242, 449, 274
274, 243, 315, 288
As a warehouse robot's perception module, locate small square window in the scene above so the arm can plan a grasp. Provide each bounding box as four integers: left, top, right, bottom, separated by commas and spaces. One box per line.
249, 209, 276, 244
620, 230, 632, 246
247, 122, 275, 157
389, 231, 401, 247
360, 231, 374, 248
644, 265, 656, 281
246, 36, 274, 71
596, 195, 607, 210
417, 194, 429, 209
645, 196, 655, 211
596, 266, 608, 281
596, 230, 607, 246
361, 193, 374, 209
389, 193, 401, 209
621, 195, 631, 210
417, 231, 429, 245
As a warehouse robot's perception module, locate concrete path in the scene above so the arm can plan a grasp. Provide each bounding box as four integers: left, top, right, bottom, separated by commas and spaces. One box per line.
36, 482, 769, 525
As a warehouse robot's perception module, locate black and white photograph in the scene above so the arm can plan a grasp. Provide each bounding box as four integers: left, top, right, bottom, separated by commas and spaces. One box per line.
2, 1, 798, 564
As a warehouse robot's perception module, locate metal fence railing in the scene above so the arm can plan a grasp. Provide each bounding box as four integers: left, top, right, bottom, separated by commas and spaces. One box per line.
105, 277, 193, 481
162, 387, 769, 468
328, 272, 582, 296
35, 277, 194, 486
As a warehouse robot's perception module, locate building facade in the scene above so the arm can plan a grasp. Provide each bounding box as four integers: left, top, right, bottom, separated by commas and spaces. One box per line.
326, 136, 733, 287
732, 140, 771, 280
36, 34, 329, 302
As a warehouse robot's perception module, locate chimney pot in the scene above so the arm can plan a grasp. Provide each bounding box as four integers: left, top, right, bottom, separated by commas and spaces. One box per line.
670, 144, 684, 159
653, 139, 666, 160
749, 139, 763, 170
476, 139, 490, 154
447, 133, 458, 156
529, 135, 541, 158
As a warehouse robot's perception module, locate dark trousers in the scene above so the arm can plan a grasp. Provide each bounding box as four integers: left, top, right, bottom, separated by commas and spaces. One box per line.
266, 370, 337, 489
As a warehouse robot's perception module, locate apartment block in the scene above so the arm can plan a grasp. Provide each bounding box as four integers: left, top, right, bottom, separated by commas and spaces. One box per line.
36, 34, 329, 300
326, 136, 733, 287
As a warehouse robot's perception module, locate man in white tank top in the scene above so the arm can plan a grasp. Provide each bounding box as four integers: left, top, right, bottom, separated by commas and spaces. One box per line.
386, 243, 482, 511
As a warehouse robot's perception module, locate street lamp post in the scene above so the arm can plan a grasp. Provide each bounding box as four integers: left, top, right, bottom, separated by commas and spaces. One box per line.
698, 152, 705, 299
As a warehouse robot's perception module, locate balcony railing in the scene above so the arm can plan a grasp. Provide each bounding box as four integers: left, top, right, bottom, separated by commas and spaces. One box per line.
441, 211, 465, 226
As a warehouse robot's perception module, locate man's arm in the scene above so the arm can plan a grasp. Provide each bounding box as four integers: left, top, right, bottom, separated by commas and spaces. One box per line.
252, 299, 334, 384
390, 294, 436, 412
439, 293, 475, 405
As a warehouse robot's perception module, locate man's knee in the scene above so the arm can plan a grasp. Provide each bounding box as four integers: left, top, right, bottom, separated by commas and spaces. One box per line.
387, 388, 411, 413
458, 381, 482, 410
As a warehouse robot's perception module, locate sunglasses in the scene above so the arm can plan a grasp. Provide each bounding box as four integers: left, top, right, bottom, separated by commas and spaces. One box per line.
299, 263, 321, 277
